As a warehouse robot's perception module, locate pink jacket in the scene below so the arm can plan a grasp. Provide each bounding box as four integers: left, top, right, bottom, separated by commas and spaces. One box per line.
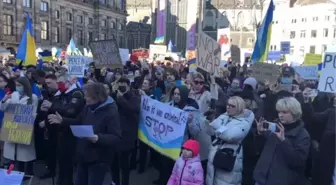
167, 154, 204, 185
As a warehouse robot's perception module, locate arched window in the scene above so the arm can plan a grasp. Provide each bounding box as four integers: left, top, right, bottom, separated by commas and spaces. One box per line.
128, 35, 134, 50
204, 11, 214, 29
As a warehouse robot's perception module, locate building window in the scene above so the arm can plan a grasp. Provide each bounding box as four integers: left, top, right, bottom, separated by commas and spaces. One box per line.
334, 28, 336, 38
290, 31, 296, 39
78, 15, 83, 23
247, 38, 254, 44
40, 2, 48, 11
290, 46, 294, 55
301, 18, 306, 22
78, 30, 84, 45
3, 14, 13, 35
101, 20, 107, 27
54, 27, 59, 43
89, 18, 93, 25
118, 23, 122, 30
323, 28, 329, 37
300, 30, 306, 38
311, 30, 317, 38
291, 19, 297, 23
66, 28, 72, 41
55, 10, 60, 19
322, 45, 327, 53
41, 21, 49, 40
111, 22, 116, 29
99, 0, 106, 5
23, 0, 31, 8
100, 33, 106, 40
88, 32, 93, 42
309, 45, 316, 54
3, 0, 12, 4
312, 16, 318, 21
325, 15, 330, 21
66, 13, 72, 21
119, 36, 123, 47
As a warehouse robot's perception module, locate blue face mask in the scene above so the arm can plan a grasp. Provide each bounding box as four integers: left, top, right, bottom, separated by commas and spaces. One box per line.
16, 87, 24, 93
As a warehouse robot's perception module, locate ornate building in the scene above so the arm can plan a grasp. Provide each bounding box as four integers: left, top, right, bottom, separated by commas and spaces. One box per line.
0, 0, 127, 50
126, 0, 152, 50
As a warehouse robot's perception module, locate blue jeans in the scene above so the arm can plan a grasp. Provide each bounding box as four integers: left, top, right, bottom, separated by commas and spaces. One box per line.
75, 163, 109, 185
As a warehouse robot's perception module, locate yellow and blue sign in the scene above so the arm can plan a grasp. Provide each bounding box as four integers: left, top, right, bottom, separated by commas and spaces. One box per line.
138, 96, 188, 160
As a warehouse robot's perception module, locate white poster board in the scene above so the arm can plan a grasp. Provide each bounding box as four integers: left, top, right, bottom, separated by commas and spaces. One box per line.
318, 52, 336, 93
67, 56, 92, 77
196, 31, 221, 76
150, 44, 167, 59
119, 48, 130, 65
293, 66, 318, 80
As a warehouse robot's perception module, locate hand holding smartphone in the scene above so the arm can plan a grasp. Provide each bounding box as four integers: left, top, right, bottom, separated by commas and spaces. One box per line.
263, 122, 280, 133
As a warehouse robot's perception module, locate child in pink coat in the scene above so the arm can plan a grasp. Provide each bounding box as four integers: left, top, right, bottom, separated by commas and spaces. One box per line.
167, 139, 204, 185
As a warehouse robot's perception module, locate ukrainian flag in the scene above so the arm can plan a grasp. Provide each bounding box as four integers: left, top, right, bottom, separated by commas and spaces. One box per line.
251, 0, 274, 63
16, 13, 37, 66
154, 36, 165, 44
39, 50, 53, 62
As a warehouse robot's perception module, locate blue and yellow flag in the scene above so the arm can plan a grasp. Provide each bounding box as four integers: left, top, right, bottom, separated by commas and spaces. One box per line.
251, 0, 274, 63
39, 50, 52, 62
16, 13, 37, 66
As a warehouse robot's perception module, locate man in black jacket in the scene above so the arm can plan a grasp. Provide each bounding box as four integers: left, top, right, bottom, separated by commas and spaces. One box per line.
43, 73, 85, 185
111, 77, 141, 185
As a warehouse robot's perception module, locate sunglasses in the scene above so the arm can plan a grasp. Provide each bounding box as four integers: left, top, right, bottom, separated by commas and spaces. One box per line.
194, 81, 204, 85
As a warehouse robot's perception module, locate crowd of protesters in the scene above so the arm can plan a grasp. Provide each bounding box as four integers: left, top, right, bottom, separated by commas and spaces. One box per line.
0, 58, 334, 185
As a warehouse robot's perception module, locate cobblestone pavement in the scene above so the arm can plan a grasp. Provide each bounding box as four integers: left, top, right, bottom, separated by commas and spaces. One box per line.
23, 167, 158, 185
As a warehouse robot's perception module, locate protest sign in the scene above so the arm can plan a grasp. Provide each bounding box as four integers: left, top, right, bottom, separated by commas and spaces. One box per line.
318, 52, 336, 93
251, 63, 280, 84
293, 66, 318, 80
196, 31, 221, 76
303, 54, 322, 66
67, 56, 87, 77
0, 104, 36, 145
119, 48, 130, 65
280, 41, 290, 54
0, 168, 25, 185
89, 39, 122, 68
149, 44, 167, 59
138, 96, 188, 160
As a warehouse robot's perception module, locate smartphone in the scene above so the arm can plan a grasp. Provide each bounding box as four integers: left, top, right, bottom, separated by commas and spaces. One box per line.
263, 122, 280, 132
308, 89, 318, 97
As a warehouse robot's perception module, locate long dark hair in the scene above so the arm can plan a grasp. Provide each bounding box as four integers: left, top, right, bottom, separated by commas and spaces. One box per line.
16, 77, 33, 104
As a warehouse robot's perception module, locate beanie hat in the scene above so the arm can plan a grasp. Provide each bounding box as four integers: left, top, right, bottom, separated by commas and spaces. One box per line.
243, 77, 258, 90
182, 139, 200, 157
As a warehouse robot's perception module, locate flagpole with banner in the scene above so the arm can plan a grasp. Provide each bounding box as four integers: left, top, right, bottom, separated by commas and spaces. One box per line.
251, 0, 274, 63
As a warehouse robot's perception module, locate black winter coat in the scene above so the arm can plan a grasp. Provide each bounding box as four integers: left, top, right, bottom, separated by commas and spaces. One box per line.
62, 97, 122, 163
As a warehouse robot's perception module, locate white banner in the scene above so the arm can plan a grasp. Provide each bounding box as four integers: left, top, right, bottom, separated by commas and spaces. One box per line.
318, 52, 336, 93
67, 56, 92, 77
119, 48, 130, 65
150, 44, 167, 59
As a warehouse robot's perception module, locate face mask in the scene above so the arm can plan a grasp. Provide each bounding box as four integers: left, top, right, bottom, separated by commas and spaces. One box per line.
57, 82, 67, 93
231, 84, 240, 88
16, 87, 24, 93
118, 86, 127, 93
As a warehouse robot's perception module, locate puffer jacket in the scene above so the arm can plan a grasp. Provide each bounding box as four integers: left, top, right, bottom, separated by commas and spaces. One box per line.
168, 140, 204, 185
206, 109, 255, 185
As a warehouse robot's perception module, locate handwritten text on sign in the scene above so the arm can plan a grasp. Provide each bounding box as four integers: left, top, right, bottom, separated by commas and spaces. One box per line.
293, 66, 318, 80
89, 39, 122, 68
318, 52, 336, 93
0, 104, 36, 145
68, 56, 86, 77
196, 31, 221, 76
138, 96, 187, 159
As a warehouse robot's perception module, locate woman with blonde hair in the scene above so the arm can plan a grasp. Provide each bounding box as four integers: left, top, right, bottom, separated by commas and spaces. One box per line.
206, 96, 255, 185
254, 97, 310, 185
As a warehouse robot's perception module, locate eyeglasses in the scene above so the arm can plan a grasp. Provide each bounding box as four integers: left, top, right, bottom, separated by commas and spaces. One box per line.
227, 103, 236, 108
194, 81, 204, 85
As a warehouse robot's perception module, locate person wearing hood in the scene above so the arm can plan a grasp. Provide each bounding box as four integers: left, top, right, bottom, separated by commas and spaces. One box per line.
227, 78, 242, 97
206, 96, 255, 185
167, 139, 204, 185
48, 83, 122, 185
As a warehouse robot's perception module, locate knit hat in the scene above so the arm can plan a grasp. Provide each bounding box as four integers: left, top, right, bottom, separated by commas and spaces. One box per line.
182, 139, 200, 157
243, 77, 258, 90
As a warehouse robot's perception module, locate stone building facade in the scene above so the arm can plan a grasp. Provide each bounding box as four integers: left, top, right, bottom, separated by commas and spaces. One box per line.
0, 0, 127, 50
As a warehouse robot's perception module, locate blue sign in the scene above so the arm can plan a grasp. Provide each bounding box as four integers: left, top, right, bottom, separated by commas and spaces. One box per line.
280, 41, 291, 54
267, 51, 282, 61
